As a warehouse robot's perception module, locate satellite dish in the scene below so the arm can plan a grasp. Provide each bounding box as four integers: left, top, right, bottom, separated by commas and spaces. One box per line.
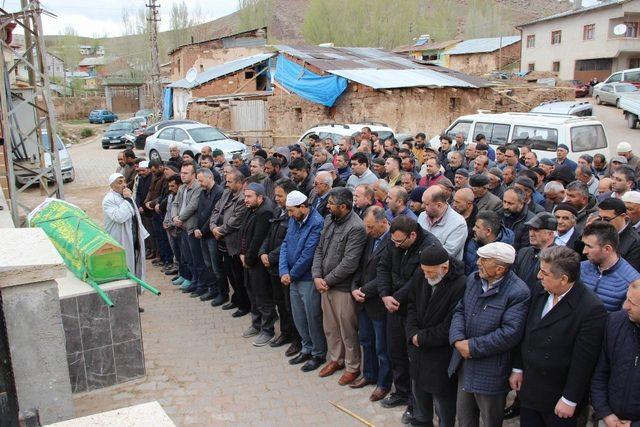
613, 24, 628, 36
185, 67, 198, 83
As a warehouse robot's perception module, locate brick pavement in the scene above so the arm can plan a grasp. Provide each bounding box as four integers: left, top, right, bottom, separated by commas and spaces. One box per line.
37, 139, 406, 426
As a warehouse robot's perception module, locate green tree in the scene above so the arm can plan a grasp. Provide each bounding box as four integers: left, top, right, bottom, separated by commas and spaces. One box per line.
53, 25, 81, 72
237, 0, 272, 32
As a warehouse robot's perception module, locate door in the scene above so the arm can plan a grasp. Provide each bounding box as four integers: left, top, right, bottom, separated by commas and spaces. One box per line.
173, 128, 190, 155
155, 128, 175, 159
230, 100, 266, 132
601, 85, 615, 104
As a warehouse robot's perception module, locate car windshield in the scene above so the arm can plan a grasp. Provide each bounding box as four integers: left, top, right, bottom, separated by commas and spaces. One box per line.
40, 133, 64, 152
108, 122, 133, 131
617, 84, 638, 93
187, 127, 226, 143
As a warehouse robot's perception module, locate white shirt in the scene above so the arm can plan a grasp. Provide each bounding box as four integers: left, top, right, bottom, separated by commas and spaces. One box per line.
554, 227, 575, 246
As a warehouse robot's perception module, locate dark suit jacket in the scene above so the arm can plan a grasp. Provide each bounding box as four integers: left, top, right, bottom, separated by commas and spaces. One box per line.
240, 198, 275, 268
352, 233, 389, 320
514, 281, 607, 413
406, 257, 466, 395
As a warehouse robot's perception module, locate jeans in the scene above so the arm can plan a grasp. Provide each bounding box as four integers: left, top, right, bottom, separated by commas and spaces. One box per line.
290, 280, 326, 358
358, 308, 392, 389
176, 231, 192, 280
245, 263, 277, 335
412, 380, 457, 427
201, 237, 225, 295
152, 213, 173, 264
184, 232, 206, 288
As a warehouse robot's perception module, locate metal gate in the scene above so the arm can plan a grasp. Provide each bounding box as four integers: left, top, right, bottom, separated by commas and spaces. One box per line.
230, 100, 266, 132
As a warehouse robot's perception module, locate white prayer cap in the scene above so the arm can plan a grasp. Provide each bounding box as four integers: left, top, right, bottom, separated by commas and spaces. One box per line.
108, 172, 124, 185
617, 141, 632, 153
622, 191, 640, 205
286, 190, 307, 207
138, 160, 149, 168
476, 242, 516, 264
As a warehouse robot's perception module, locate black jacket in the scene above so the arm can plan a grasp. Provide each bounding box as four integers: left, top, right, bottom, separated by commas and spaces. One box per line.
513, 245, 549, 289
352, 233, 390, 320
196, 184, 223, 238
258, 208, 289, 276
576, 196, 598, 232
406, 257, 466, 395
240, 198, 275, 268
297, 174, 315, 197
135, 173, 153, 216
503, 206, 534, 251
591, 311, 640, 422
377, 228, 439, 315
618, 223, 640, 272
514, 281, 607, 413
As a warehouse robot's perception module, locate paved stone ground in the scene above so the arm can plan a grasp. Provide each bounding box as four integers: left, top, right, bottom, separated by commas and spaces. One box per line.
24, 138, 406, 426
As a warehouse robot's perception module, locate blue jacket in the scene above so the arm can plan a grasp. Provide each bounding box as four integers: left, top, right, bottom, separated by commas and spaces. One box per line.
580, 258, 640, 312
464, 226, 515, 275
591, 311, 640, 422
449, 270, 530, 394
279, 208, 324, 282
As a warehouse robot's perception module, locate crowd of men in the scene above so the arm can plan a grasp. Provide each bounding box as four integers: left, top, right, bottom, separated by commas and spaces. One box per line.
103, 131, 640, 427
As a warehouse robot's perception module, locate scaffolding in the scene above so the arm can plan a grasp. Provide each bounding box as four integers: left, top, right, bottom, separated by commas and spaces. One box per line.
0, 0, 64, 227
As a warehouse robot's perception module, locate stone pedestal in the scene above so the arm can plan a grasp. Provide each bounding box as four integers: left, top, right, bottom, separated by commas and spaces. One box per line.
57, 271, 145, 393
0, 228, 74, 424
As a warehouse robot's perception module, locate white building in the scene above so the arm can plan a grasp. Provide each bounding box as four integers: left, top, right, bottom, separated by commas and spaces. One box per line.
45, 53, 65, 79
517, 0, 640, 81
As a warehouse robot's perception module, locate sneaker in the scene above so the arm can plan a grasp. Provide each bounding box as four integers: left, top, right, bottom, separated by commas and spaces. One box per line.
179, 279, 192, 290
171, 276, 185, 286
242, 326, 260, 338
381, 393, 408, 408
252, 332, 274, 347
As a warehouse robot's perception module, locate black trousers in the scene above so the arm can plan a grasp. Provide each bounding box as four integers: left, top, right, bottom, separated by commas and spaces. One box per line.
387, 311, 413, 408
222, 252, 250, 311
520, 406, 578, 427
245, 263, 277, 334
268, 273, 299, 343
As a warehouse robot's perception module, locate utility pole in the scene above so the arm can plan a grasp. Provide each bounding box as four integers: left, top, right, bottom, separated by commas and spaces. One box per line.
147, 0, 162, 121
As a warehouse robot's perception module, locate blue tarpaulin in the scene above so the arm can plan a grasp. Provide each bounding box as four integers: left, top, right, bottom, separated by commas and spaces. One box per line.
273, 54, 347, 107
162, 87, 173, 120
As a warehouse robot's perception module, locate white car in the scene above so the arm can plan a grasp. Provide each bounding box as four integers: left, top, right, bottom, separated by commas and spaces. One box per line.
297, 123, 395, 146
144, 123, 249, 163
15, 131, 75, 185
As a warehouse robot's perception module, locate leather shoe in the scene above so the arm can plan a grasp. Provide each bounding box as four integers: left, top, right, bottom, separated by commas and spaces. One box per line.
221, 302, 236, 311
269, 334, 290, 348
284, 342, 301, 357
211, 295, 229, 307
318, 361, 344, 378
349, 377, 374, 389
338, 371, 359, 386
301, 356, 325, 372
401, 409, 414, 425
369, 387, 390, 402
381, 393, 408, 408
231, 309, 249, 318
190, 288, 207, 298
288, 352, 311, 365
182, 283, 198, 293
199, 290, 216, 301
164, 267, 178, 275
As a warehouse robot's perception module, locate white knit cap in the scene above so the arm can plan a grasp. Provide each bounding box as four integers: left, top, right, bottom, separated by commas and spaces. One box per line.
622, 191, 640, 205
476, 242, 516, 264
617, 141, 632, 153
108, 172, 124, 185
138, 160, 149, 168
286, 190, 307, 207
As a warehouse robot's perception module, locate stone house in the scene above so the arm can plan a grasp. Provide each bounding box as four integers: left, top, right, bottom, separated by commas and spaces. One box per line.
394, 38, 462, 67
445, 36, 521, 75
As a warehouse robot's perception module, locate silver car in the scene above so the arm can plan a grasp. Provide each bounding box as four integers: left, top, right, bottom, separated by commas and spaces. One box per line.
594, 82, 638, 108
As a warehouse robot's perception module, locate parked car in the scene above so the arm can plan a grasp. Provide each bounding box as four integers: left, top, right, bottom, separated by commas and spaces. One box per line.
144, 123, 249, 162
88, 109, 118, 124
15, 131, 75, 185
566, 80, 590, 98
135, 109, 154, 119
297, 122, 395, 148
594, 82, 638, 107
128, 116, 148, 129
596, 68, 640, 89
531, 100, 593, 117
619, 92, 640, 129
133, 119, 198, 150
429, 112, 608, 162
102, 121, 136, 149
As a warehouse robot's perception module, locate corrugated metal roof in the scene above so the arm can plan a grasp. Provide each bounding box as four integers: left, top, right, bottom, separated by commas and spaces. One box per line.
518, 0, 629, 27
327, 68, 479, 89
169, 53, 274, 89
446, 36, 521, 55
394, 39, 462, 53
78, 56, 106, 66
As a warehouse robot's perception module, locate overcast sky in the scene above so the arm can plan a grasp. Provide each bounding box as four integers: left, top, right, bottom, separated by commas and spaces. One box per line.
2, 0, 240, 36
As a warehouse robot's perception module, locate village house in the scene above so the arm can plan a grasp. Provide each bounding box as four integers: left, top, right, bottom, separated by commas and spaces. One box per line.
517, 0, 640, 81
182, 45, 493, 145
445, 36, 521, 75
394, 37, 462, 67
168, 27, 269, 82
45, 52, 64, 80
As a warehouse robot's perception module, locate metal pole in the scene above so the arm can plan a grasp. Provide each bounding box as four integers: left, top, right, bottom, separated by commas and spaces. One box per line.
147, 0, 162, 120
0, 48, 19, 226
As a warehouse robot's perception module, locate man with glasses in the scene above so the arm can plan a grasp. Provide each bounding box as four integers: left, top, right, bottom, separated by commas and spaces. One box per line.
581, 221, 640, 312
595, 198, 640, 271
504, 145, 525, 173
376, 216, 440, 424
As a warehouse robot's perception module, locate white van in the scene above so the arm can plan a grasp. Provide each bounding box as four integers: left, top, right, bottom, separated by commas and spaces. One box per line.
430, 112, 608, 161
595, 68, 640, 89
297, 122, 395, 146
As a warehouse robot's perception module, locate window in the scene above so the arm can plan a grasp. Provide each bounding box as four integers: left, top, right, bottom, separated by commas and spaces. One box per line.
512, 125, 558, 152
473, 122, 510, 146
199, 64, 204, 72
526, 35, 535, 48
445, 120, 472, 140
245, 71, 255, 79
570, 125, 606, 152
187, 127, 226, 143
552, 61, 560, 72
583, 24, 595, 40
624, 22, 639, 38
630, 58, 640, 69
528, 63, 535, 72
174, 129, 189, 142
625, 70, 640, 84
449, 97, 460, 110
606, 73, 622, 83
158, 128, 175, 141
551, 30, 562, 45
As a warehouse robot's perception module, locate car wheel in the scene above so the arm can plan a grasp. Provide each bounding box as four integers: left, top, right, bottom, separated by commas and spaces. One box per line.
628, 114, 638, 129
616, 99, 620, 108
149, 149, 161, 162
102, 145, 109, 149
595, 96, 601, 105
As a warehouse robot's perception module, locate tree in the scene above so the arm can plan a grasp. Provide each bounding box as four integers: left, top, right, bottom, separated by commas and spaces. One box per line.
237, 0, 272, 33
54, 25, 81, 72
